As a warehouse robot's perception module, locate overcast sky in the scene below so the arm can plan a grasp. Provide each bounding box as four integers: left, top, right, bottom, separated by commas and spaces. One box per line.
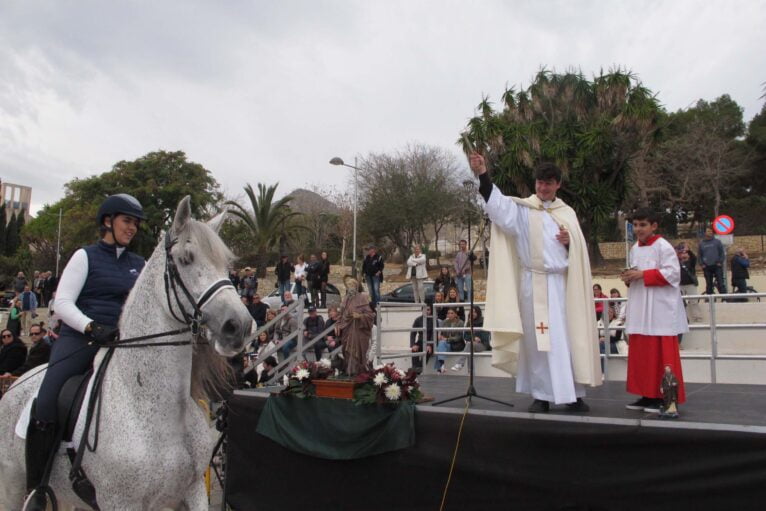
1, 0, 764, 215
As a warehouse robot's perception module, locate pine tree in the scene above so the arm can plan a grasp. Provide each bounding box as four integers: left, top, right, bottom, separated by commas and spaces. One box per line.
5, 212, 18, 256
0, 203, 6, 256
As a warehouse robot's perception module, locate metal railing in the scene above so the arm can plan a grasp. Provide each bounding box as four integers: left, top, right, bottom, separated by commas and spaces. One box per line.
597, 292, 766, 383
243, 299, 344, 384
373, 301, 492, 373
243, 290, 766, 386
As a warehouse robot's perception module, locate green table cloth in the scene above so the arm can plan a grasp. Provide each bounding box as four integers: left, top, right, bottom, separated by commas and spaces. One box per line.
256, 395, 416, 460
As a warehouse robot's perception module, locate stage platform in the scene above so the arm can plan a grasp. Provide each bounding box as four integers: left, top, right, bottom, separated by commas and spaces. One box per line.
224, 377, 766, 511
415, 374, 766, 432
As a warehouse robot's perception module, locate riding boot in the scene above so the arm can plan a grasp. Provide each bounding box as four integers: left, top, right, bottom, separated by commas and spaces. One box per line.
25, 418, 57, 511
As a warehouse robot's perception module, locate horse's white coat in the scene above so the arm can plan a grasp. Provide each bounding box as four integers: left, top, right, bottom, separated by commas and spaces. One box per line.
0, 197, 251, 511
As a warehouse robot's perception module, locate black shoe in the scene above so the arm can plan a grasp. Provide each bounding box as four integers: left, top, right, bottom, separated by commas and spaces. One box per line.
528, 399, 550, 413
25, 418, 57, 511
625, 397, 653, 410
565, 398, 590, 412
643, 398, 663, 413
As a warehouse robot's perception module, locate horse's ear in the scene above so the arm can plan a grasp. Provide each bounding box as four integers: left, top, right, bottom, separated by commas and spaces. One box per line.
172, 196, 192, 234
206, 210, 228, 234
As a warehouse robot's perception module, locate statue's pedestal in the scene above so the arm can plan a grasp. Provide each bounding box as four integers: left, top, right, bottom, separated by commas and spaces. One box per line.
314, 379, 355, 399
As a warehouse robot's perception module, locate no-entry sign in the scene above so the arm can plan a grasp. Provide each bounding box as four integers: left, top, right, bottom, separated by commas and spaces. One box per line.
712, 215, 735, 235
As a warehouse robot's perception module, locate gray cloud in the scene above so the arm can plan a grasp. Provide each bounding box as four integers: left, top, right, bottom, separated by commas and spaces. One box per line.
1, 0, 763, 214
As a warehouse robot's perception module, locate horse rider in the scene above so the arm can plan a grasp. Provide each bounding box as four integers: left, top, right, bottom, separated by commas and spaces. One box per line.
26, 194, 146, 510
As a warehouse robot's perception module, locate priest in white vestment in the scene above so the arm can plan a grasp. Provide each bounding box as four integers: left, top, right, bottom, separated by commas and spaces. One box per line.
469, 154, 601, 413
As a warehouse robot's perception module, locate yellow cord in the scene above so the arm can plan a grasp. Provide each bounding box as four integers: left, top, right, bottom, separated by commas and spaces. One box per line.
439, 397, 471, 511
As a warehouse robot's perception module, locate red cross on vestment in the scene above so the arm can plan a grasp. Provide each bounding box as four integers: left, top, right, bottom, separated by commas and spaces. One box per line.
536, 322, 548, 334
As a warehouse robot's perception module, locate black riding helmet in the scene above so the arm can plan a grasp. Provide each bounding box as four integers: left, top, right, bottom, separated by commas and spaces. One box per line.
96, 194, 146, 239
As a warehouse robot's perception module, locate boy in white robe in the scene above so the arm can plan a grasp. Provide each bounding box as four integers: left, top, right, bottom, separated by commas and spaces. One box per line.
621, 208, 688, 413
469, 154, 601, 413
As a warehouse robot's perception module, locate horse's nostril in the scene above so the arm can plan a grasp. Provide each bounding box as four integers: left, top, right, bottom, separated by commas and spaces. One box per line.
222, 319, 238, 336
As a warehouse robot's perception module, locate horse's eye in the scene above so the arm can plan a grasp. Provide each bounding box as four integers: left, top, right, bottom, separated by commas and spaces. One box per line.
178, 251, 194, 266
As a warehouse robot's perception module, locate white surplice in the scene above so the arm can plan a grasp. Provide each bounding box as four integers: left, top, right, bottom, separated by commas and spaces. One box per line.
485, 188, 585, 404
625, 237, 689, 336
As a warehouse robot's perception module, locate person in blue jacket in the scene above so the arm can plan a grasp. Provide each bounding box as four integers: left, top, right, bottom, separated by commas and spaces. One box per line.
25, 194, 146, 510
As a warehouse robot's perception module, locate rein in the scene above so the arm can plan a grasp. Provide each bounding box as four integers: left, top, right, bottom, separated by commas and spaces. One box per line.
66, 229, 236, 494
3, 230, 235, 396
101, 230, 233, 348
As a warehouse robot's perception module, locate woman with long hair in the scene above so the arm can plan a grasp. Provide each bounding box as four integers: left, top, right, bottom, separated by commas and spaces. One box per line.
446, 287, 465, 322
433, 266, 455, 297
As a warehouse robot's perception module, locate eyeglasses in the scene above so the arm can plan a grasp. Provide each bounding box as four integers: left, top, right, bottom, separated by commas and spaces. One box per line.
2, 334, 12, 339
30, 331, 42, 336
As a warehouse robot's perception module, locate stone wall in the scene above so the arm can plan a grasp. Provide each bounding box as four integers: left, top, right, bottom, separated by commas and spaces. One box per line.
598, 234, 766, 261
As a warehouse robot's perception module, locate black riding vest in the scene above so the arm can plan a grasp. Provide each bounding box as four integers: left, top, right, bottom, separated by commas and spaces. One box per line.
64, 241, 145, 333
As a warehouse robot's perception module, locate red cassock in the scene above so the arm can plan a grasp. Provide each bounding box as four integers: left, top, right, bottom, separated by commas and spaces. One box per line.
626, 333, 686, 402
624, 235, 688, 402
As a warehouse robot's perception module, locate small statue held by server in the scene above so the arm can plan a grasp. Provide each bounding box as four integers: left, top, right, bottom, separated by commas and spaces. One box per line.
659, 365, 680, 419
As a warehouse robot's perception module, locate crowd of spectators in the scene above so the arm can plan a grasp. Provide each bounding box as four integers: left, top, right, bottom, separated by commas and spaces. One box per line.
1, 269, 60, 390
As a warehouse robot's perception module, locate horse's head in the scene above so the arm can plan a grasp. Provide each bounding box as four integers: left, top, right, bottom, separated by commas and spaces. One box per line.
165, 196, 252, 357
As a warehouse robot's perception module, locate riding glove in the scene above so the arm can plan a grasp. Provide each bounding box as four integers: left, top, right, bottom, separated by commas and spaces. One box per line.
86, 322, 119, 345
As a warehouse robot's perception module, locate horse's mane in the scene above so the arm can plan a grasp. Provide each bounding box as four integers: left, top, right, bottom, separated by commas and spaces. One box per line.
191, 342, 235, 402
181, 218, 238, 402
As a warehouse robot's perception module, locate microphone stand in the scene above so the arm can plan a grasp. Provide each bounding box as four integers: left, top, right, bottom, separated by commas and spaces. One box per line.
432, 181, 513, 409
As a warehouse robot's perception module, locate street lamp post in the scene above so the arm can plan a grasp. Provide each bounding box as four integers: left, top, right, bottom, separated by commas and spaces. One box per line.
329, 156, 359, 278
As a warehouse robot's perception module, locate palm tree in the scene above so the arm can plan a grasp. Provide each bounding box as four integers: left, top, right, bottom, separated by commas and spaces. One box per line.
461, 68, 661, 263
225, 183, 306, 277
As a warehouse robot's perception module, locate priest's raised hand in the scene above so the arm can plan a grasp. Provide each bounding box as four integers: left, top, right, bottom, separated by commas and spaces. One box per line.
469, 152, 487, 176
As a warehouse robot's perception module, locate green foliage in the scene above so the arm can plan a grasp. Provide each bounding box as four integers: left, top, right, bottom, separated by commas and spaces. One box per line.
745, 103, 766, 196
352, 384, 380, 405
282, 378, 316, 399
462, 68, 661, 262
647, 95, 751, 222
720, 195, 766, 235
0, 205, 6, 256
22, 150, 222, 261
224, 183, 309, 277
5, 213, 20, 256
358, 144, 465, 270
0, 252, 30, 289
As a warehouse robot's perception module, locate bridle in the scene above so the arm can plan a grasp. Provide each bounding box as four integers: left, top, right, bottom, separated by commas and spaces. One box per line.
161, 230, 236, 340
105, 229, 236, 348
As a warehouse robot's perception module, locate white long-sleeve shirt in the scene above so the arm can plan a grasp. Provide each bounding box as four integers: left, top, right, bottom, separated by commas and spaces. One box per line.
55, 246, 126, 333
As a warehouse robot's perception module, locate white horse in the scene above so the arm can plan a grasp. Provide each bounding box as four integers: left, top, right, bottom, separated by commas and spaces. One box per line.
0, 196, 252, 510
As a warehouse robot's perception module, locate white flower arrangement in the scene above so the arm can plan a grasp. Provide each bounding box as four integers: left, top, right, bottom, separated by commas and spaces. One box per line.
384, 384, 401, 401
295, 368, 310, 381
318, 358, 332, 368
352, 363, 422, 405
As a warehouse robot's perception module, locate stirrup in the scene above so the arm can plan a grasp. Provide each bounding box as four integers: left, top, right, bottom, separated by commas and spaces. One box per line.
22, 486, 54, 511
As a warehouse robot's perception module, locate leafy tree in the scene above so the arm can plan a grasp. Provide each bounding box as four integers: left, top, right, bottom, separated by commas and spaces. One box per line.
224, 183, 307, 277
358, 144, 465, 272
646, 95, 751, 223
461, 68, 661, 263
0, 204, 6, 255
745, 102, 766, 195
22, 150, 222, 260
5, 213, 19, 256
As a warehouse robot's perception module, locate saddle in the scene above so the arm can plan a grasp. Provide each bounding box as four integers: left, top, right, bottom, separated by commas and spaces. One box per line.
35, 348, 115, 511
